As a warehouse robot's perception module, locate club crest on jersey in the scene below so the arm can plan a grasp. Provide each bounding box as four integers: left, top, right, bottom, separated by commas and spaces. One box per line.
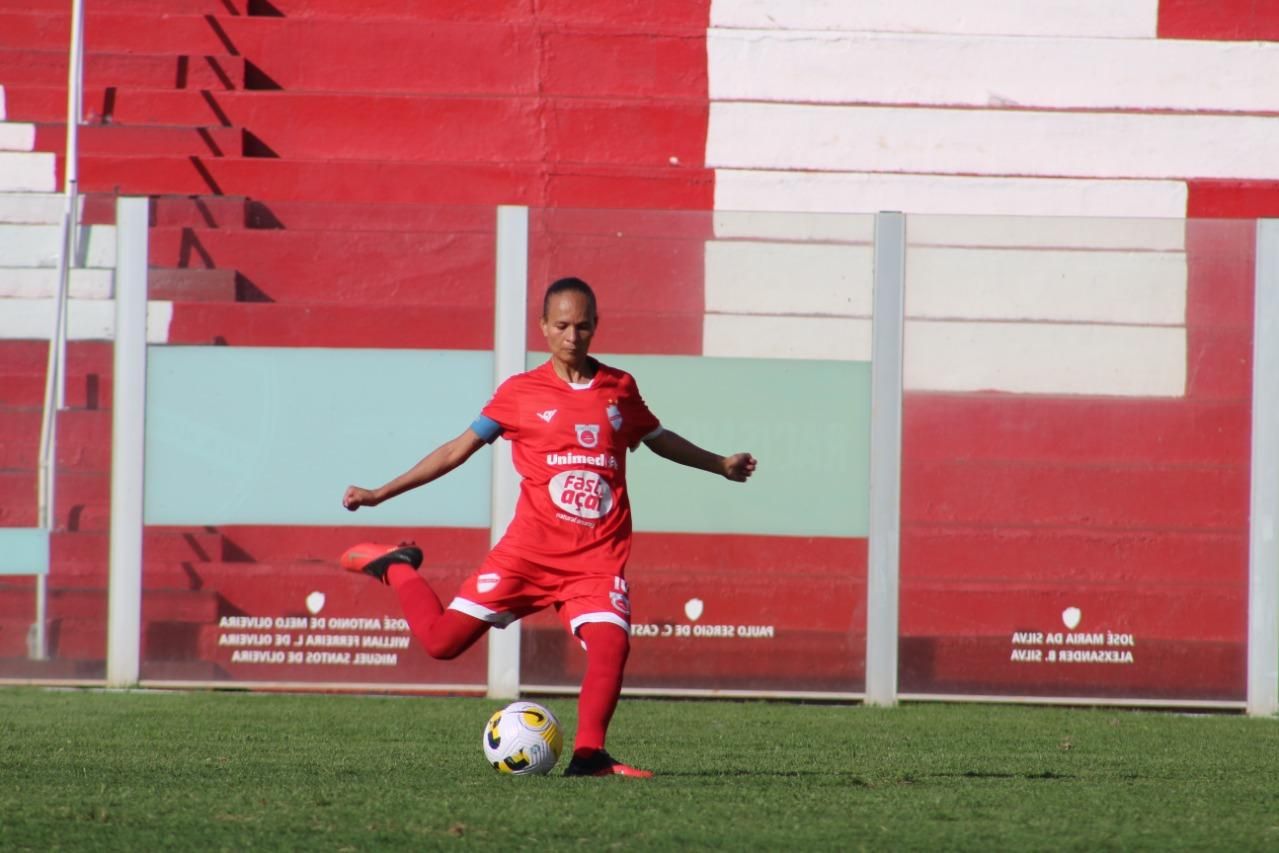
575, 424, 600, 449
606, 401, 622, 431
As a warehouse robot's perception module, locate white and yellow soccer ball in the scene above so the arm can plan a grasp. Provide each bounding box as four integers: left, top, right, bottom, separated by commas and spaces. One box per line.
482, 701, 564, 775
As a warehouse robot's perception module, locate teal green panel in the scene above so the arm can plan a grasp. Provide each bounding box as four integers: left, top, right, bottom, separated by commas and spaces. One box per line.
0, 528, 50, 576
145, 348, 493, 527
524, 353, 871, 537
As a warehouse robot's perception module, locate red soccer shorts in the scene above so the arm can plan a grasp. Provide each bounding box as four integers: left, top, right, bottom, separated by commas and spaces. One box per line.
447, 546, 631, 637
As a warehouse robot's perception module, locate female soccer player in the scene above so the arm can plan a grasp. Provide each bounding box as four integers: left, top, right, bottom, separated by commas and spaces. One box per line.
341, 277, 756, 777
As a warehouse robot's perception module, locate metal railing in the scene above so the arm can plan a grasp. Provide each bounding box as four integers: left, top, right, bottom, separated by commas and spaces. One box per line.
32, 0, 86, 660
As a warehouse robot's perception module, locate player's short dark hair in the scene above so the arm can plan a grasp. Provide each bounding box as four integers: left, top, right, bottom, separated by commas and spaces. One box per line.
542, 277, 598, 321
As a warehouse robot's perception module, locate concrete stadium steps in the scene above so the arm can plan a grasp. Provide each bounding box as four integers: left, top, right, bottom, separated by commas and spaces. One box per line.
1188, 180, 1279, 218
239, 199, 495, 232
145, 221, 707, 311
0, 267, 235, 301
0, 340, 111, 409
1159, 0, 1279, 40
0, 469, 109, 530
0, 0, 247, 12
0, 192, 247, 227
0, 407, 110, 470
0, 12, 251, 58
48, 529, 226, 575
32, 124, 242, 159
0, 585, 217, 623
192, 525, 477, 566
240, 0, 709, 29
146, 227, 495, 304
0, 11, 707, 96
72, 155, 713, 209
163, 301, 492, 348
0, 49, 246, 90
1186, 326, 1252, 400
0, 120, 33, 149
0, 586, 220, 660
0, 221, 116, 267
162, 300, 697, 352
0, 151, 54, 192
8, 88, 706, 169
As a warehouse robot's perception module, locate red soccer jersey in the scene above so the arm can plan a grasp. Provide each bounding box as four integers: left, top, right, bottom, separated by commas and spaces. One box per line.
478, 359, 661, 575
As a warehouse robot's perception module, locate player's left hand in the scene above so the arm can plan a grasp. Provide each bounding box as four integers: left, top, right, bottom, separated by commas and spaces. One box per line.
342, 485, 379, 511
722, 453, 757, 482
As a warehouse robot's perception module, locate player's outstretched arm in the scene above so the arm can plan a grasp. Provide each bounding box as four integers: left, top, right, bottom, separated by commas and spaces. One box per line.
643, 429, 757, 482
343, 427, 488, 511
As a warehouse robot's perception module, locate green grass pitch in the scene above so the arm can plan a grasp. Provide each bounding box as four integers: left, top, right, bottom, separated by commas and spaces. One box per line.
1, 688, 1276, 850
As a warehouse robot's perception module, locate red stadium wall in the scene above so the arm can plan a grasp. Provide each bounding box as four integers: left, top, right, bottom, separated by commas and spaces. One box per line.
0, 0, 1271, 700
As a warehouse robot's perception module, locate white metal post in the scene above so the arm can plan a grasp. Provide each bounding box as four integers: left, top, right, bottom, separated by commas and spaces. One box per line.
56, 0, 86, 411
488, 205, 529, 699
866, 212, 906, 707
106, 197, 149, 688
1248, 219, 1279, 717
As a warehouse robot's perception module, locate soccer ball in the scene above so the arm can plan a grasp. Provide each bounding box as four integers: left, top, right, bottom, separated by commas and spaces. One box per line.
482, 701, 563, 775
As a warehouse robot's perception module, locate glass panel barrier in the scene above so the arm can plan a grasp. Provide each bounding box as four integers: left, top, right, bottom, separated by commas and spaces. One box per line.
0, 192, 120, 681
137, 199, 497, 690
521, 207, 875, 695
899, 215, 1253, 703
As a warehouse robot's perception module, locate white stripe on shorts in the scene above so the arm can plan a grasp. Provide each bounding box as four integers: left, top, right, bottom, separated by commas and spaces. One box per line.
569, 611, 630, 636
448, 597, 518, 627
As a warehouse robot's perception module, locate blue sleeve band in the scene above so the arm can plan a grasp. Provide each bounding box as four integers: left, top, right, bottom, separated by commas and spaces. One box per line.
470, 415, 502, 444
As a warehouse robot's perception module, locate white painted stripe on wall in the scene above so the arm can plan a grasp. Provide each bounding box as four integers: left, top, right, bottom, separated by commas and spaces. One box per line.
712, 211, 1186, 252
905, 321, 1185, 396
907, 216, 1186, 252
709, 30, 1279, 114
0, 299, 173, 342
713, 171, 1189, 219
713, 211, 875, 243
0, 122, 35, 152
0, 223, 117, 267
708, 103, 1279, 181
705, 243, 1185, 324
905, 247, 1186, 325
710, 0, 1159, 38
0, 267, 113, 299
0, 192, 74, 224
0, 151, 55, 192
705, 313, 871, 361
704, 241, 873, 316
704, 315, 1185, 396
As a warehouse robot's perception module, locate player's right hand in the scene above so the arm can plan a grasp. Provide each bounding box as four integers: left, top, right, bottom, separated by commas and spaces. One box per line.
342, 486, 378, 511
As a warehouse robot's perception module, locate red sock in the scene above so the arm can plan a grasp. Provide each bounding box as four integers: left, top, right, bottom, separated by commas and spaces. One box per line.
573, 622, 629, 756
388, 565, 488, 660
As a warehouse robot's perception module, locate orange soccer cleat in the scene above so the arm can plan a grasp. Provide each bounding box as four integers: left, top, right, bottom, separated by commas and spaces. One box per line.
563, 749, 653, 778
340, 542, 423, 584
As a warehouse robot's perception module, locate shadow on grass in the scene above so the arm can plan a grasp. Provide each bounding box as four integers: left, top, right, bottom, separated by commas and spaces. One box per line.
655, 769, 873, 784
934, 770, 1077, 780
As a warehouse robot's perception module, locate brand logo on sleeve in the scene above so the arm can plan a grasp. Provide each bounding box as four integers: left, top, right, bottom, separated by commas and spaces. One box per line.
606, 401, 622, 431
575, 424, 600, 448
